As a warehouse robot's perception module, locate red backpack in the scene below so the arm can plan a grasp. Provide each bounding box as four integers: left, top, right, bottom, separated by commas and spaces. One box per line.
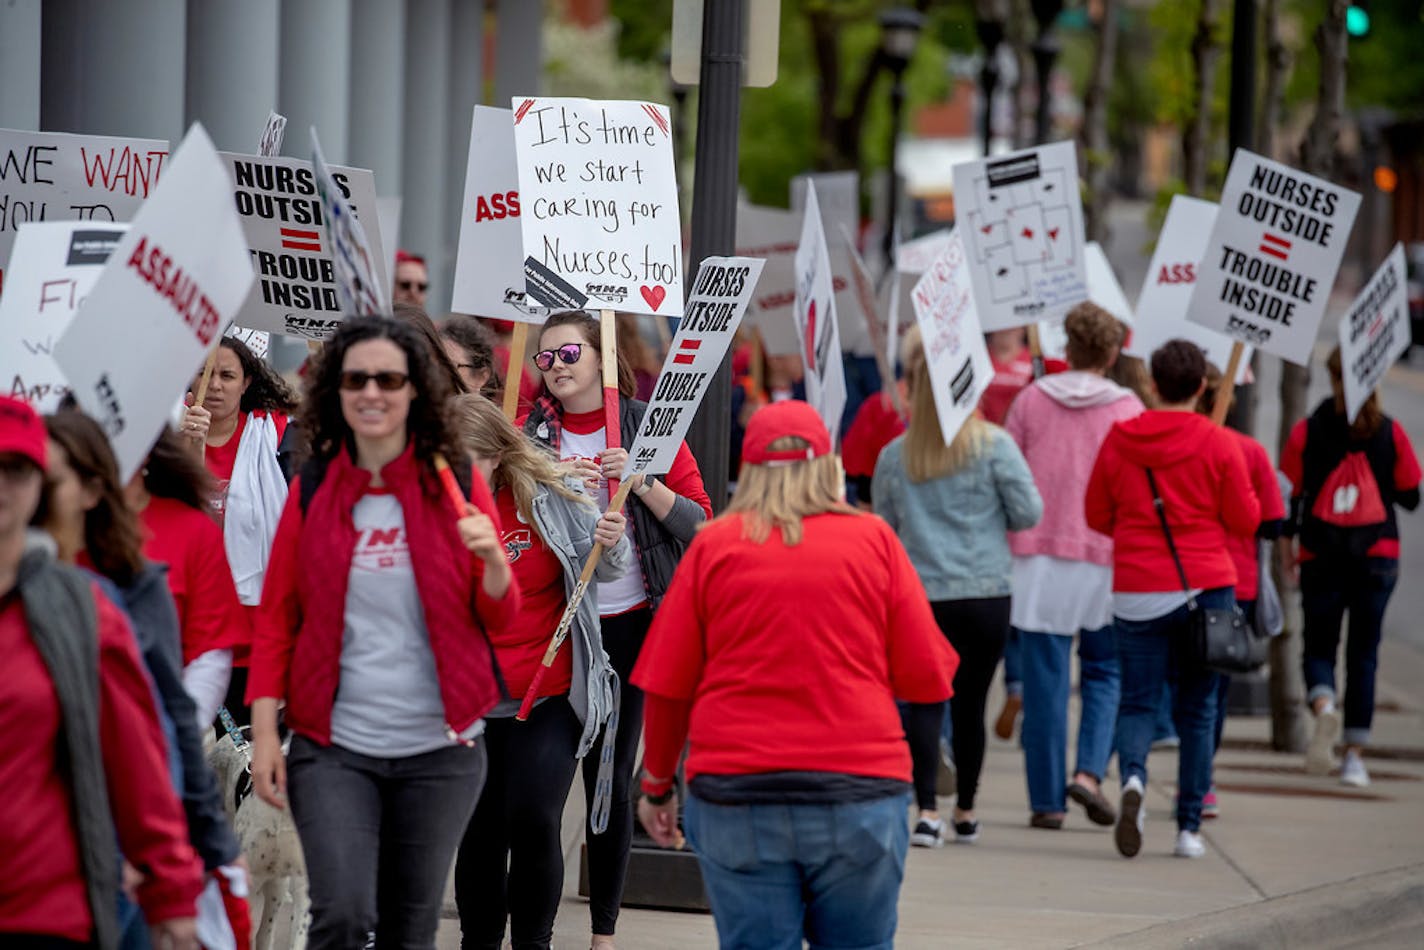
1299, 404, 1396, 560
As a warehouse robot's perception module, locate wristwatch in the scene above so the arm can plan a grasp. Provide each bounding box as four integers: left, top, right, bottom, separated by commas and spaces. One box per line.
635, 475, 658, 497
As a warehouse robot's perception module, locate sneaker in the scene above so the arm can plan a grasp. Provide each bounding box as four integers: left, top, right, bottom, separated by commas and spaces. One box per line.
1067, 781, 1117, 826
1306, 706, 1341, 775
1151, 734, 1180, 750
935, 739, 957, 797
1029, 812, 1064, 830
1115, 777, 1145, 858
1173, 829, 1206, 858
1340, 751, 1370, 788
1201, 789, 1220, 819
994, 694, 1022, 740
953, 818, 980, 843
911, 816, 945, 848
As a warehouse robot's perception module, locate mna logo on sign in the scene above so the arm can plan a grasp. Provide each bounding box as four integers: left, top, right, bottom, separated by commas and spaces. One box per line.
672, 338, 701, 365
280, 227, 322, 253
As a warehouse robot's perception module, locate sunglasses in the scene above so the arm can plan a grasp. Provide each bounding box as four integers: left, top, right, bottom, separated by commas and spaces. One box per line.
397, 279, 429, 292
533, 343, 585, 372
339, 370, 411, 392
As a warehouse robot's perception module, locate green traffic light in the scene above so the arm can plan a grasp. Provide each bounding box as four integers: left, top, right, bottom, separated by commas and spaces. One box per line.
1346, 5, 1371, 36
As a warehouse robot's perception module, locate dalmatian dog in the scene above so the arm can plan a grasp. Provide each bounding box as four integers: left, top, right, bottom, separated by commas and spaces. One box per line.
207, 726, 309, 950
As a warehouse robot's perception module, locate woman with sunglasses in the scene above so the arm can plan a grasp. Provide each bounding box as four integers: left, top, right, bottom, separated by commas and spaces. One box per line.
247, 316, 519, 949
523, 310, 712, 950
450, 394, 631, 950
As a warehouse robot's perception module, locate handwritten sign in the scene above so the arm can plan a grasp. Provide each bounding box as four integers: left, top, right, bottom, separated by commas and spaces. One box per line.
792, 171, 872, 355
0, 128, 168, 296
0, 222, 127, 410
623, 256, 764, 478
1038, 241, 1134, 359
951, 141, 1088, 331
737, 202, 804, 356
512, 97, 683, 316
1186, 151, 1361, 365
54, 124, 253, 482
452, 105, 546, 322
313, 129, 386, 319
1338, 243, 1409, 423
793, 185, 847, 439
910, 230, 993, 446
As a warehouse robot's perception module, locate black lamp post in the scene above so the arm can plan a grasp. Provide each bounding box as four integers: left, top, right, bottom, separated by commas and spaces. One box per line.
1030, 0, 1064, 144
975, 15, 1006, 158
880, 7, 924, 266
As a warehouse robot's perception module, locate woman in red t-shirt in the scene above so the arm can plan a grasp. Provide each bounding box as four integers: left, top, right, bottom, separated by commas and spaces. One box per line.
449, 394, 631, 950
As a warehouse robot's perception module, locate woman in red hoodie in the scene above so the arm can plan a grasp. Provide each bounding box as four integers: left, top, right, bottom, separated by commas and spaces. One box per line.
1085, 340, 1259, 861
634, 400, 957, 950
247, 316, 519, 949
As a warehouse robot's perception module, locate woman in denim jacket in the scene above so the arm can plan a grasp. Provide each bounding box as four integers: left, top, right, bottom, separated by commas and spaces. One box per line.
873, 326, 1042, 846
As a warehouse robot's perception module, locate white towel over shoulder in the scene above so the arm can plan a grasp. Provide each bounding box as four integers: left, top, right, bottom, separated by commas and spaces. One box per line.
225, 412, 288, 605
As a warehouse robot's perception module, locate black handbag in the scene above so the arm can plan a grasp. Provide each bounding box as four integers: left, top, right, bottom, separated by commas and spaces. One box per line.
1146, 468, 1266, 674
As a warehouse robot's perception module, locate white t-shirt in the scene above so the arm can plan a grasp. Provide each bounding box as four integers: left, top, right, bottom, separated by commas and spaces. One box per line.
1010, 554, 1114, 634
560, 425, 648, 615
330, 492, 481, 757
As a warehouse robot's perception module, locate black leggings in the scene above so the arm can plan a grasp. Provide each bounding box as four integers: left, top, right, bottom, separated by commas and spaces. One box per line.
907, 597, 1010, 812
581, 606, 651, 937
454, 698, 582, 950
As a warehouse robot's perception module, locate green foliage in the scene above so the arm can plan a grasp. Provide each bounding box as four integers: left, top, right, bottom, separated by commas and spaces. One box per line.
1284, 0, 1424, 116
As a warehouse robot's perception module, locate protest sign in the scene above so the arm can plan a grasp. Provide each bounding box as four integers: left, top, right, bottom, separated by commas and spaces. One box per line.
1038, 241, 1134, 359
54, 125, 253, 482
841, 223, 893, 385
897, 229, 953, 274
511, 96, 683, 316
225, 325, 270, 360
1126, 195, 1250, 383
737, 202, 802, 356
1186, 151, 1361, 365
1338, 243, 1410, 423
453, 105, 546, 322
792, 171, 872, 355
793, 186, 847, 438
221, 149, 384, 339
951, 141, 1088, 331
377, 197, 402, 298
623, 256, 764, 478
257, 112, 287, 158
910, 230, 993, 446
0, 222, 127, 410
313, 129, 387, 319
0, 128, 168, 296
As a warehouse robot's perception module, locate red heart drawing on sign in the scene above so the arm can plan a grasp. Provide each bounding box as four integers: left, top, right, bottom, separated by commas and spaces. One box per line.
640, 285, 666, 311
981, 225, 992, 235
804, 300, 818, 371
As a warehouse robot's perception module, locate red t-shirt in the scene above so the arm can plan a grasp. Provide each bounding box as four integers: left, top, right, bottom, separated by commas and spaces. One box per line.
139, 495, 251, 664
842, 393, 906, 479
632, 512, 958, 783
203, 412, 247, 517
1227, 430, 1286, 600
978, 349, 1066, 425
491, 488, 572, 699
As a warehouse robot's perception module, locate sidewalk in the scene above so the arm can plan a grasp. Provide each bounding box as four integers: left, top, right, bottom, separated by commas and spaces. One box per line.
437, 639, 1424, 949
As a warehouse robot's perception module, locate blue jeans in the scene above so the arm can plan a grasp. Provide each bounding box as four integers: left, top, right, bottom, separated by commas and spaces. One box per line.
1019, 626, 1120, 814
684, 791, 910, 950
1002, 627, 1023, 696
1301, 558, 1398, 746
1115, 588, 1231, 833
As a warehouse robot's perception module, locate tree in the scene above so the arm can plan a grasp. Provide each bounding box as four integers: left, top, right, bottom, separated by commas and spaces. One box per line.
1078, 0, 1121, 241
1183, 0, 1227, 196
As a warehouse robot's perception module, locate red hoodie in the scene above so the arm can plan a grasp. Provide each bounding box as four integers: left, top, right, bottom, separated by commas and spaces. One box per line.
1085, 411, 1259, 593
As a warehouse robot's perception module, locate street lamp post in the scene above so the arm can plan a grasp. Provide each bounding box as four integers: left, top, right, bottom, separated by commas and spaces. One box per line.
975, 16, 1006, 158
879, 7, 924, 267
1029, 0, 1064, 144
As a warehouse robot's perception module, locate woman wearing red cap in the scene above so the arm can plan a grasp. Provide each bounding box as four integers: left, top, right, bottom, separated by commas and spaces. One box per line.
635, 400, 957, 950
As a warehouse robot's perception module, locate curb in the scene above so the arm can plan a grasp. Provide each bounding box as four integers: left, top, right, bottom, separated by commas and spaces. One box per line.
1080, 863, 1424, 949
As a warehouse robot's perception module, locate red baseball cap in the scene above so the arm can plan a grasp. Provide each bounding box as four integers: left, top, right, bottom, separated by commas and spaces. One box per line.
742, 400, 832, 466
0, 396, 47, 472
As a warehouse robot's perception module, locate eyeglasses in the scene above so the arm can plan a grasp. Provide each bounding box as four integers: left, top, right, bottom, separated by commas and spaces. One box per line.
339, 370, 411, 392
396, 279, 429, 292
533, 343, 585, 372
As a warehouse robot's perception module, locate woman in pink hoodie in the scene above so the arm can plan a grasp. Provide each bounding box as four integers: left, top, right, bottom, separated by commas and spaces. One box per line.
1004, 303, 1143, 830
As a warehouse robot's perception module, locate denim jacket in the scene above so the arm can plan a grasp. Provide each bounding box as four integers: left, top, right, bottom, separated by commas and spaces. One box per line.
529, 481, 633, 758
872, 426, 1043, 601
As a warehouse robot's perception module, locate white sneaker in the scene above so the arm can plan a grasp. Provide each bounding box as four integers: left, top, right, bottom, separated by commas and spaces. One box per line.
1305, 706, 1341, 775
1115, 776, 1145, 858
1340, 751, 1371, 788
1174, 829, 1206, 858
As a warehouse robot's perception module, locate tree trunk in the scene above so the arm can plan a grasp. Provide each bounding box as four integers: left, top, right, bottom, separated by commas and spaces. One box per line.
1257, 0, 1291, 159
1183, 0, 1225, 196
1008, 0, 1036, 149
1079, 0, 1119, 242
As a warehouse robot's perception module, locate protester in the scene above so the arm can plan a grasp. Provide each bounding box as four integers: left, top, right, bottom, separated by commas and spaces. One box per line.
181, 335, 297, 728
247, 315, 519, 949
394, 301, 470, 395
1196, 364, 1285, 813
523, 309, 712, 949
1281, 346, 1420, 787
440, 313, 501, 399
0, 395, 204, 950
393, 249, 430, 308
873, 325, 1042, 846
1004, 303, 1143, 830
451, 394, 631, 950
38, 409, 244, 936
1085, 339, 1259, 859
635, 399, 958, 950
128, 429, 251, 730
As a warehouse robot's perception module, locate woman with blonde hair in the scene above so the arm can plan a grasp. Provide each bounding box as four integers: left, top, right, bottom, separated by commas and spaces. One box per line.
873, 325, 1042, 846
635, 399, 957, 950
449, 394, 632, 950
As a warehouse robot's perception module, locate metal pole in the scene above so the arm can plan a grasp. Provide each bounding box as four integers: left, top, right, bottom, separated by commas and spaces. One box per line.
976, 19, 1005, 157
1029, 0, 1063, 144
682, 0, 746, 513
882, 68, 907, 266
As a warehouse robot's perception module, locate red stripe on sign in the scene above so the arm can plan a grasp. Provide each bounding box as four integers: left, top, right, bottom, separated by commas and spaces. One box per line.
1259, 244, 1288, 261
1261, 233, 1291, 248
673, 353, 696, 365
514, 99, 535, 124
643, 104, 670, 137
679, 338, 702, 351
280, 227, 320, 240
282, 240, 323, 252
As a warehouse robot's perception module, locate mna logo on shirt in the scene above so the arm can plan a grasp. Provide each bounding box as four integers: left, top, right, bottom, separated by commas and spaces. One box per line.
502, 528, 533, 564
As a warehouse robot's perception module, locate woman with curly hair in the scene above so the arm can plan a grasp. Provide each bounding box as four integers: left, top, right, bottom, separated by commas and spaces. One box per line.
247, 315, 519, 949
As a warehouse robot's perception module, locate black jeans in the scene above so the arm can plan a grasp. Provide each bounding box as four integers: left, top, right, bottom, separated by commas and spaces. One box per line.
1302, 557, 1399, 746
287, 735, 487, 950
911, 597, 1011, 812
580, 606, 651, 937
454, 698, 582, 950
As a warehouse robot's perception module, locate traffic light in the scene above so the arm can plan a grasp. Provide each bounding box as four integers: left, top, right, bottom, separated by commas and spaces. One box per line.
1346, 3, 1371, 37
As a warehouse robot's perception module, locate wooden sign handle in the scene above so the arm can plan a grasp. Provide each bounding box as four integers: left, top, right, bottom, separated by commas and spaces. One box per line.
601, 309, 621, 499
1211, 341, 1245, 427
194, 344, 220, 407
503, 322, 529, 421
